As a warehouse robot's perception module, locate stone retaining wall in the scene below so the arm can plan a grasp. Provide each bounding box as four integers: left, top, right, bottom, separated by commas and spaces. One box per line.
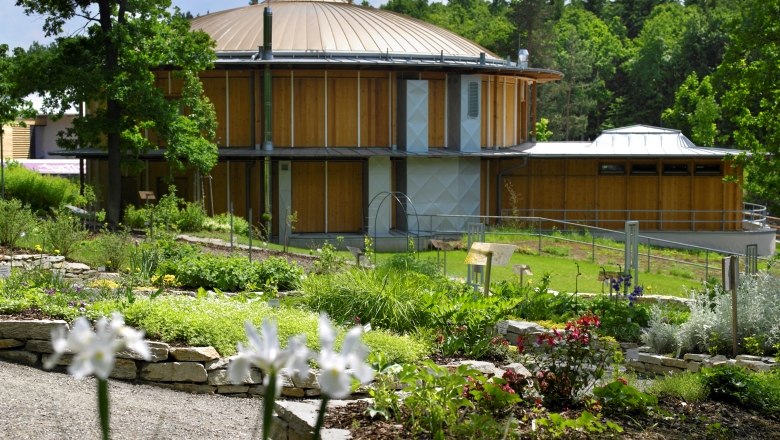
0, 319, 328, 398
626, 351, 778, 375
0, 254, 102, 283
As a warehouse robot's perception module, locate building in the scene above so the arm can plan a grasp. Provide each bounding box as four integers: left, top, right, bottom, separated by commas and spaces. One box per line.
66, 0, 774, 254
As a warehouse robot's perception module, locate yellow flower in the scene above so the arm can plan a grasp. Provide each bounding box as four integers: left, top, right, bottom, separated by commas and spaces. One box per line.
151, 275, 160, 284
163, 274, 177, 286
53, 249, 60, 255
35, 245, 42, 252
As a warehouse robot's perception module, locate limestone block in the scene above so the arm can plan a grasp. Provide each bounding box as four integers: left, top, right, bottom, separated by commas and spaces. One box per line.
147, 381, 216, 394
291, 370, 319, 388
248, 385, 267, 395
304, 388, 321, 397
217, 385, 249, 394
502, 362, 532, 378
735, 354, 763, 362
0, 350, 38, 366
169, 346, 220, 362
110, 358, 137, 380
686, 361, 702, 373
42, 353, 73, 367
119, 341, 169, 362
281, 387, 305, 397
278, 369, 299, 388
645, 363, 682, 376
0, 320, 67, 340
205, 357, 231, 371
0, 339, 24, 349
637, 353, 664, 365
503, 320, 546, 335
208, 368, 261, 385
736, 359, 772, 373
683, 353, 711, 362
140, 361, 207, 382
25, 339, 56, 353
660, 357, 688, 369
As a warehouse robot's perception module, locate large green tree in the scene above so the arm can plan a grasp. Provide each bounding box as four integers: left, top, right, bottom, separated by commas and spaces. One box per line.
13, 0, 218, 226
541, 7, 625, 140
0, 44, 36, 199
715, 0, 780, 212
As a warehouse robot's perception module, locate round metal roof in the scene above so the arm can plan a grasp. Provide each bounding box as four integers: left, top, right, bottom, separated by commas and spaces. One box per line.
190, 0, 502, 61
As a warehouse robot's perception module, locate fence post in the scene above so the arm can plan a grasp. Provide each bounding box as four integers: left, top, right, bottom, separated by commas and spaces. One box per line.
722, 255, 739, 357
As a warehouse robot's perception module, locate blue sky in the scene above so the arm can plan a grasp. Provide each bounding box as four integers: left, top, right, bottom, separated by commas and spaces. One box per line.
0, 0, 385, 50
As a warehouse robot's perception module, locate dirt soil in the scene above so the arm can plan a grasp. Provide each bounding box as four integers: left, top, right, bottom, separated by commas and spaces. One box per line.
325, 396, 780, 439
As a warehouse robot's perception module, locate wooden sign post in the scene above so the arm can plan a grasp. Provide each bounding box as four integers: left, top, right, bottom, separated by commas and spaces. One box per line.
465, 242, 517, 295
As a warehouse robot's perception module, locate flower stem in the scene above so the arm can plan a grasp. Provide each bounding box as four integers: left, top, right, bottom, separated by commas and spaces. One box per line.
262, 373, 277, 440
97, 378, 110, 440
313, 396, 330, 440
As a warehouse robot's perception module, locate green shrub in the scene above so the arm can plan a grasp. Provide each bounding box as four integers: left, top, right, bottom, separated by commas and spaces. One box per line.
302, 267, 435, 333
202, 212, 250, 235
3, 162, 87, 212
80, 228, 132, 272
587, 295, 650, 343
379, 253, 442, 278
647, 371, 707, 402
178, 202, 206, 232
41, 209, 89, 257
641, 305, 681, 355
157, 253, 303, 292
0, 198, 36, 249
123, 205, 148, 229
699, 366, 780, 414
593, 379, 657, 414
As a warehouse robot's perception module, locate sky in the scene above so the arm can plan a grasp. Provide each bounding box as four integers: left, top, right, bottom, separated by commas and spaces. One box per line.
0, 0, 385, 50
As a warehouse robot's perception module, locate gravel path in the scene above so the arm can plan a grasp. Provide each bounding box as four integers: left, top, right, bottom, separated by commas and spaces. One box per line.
0, 361, 264, 439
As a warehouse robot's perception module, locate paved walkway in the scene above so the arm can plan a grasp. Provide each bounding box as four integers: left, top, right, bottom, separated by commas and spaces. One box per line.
0, 361, 264, 439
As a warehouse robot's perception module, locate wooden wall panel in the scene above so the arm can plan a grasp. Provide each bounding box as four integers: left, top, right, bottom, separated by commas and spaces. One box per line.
294, 76, 325, 147
627, 175, 659, 227
504, 80, 517, 145
272, 74, 291, 147
426, 76, 446, 148
228, 75, 253, 147
328, 77, 358, 147
660, 177, 691, 230
327, 161, 363, 232
518, 80, 527, 144
494, 77, 505, 146
530, 159, 564, 176
597, 175, 627, 229
566, 159, 595, 176
566, 176, 596, 222
205, 162, 229, 215
693, 176, 724, 230
360, 77, 389, 147
200, 76, 227, 147
500, 174, 529, 216
292, 162, 325, 232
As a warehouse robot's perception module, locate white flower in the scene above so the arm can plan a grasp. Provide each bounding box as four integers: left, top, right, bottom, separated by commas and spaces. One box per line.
45, 312, 150, 380
227, 320, 311, 395
316, 313, 375, 399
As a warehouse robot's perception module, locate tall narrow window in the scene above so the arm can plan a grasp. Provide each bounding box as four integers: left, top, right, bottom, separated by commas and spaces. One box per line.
467, 81, 479, 118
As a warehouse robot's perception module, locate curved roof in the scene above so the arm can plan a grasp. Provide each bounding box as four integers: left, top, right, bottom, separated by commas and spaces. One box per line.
191, 0, 500, 60
190, 0, 562, 81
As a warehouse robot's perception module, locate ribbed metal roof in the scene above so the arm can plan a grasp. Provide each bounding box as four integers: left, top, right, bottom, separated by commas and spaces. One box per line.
191, 0, 501, 61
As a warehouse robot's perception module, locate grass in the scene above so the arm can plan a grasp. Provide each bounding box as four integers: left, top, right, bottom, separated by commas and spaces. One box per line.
647, 372, 708, 402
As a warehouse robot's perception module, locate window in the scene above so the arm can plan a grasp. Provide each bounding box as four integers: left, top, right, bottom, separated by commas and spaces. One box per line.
631, 163, 657, 175
599, 163, 625, 174
695, 164, 722, 175
467, 81, 479, 118
663, 163, 689, 175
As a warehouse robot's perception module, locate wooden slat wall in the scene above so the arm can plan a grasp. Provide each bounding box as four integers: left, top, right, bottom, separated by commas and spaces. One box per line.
228, 73, 253, 147
328, 73, 358, 147
627, 175, 660, 228
272, 71, 292, 147
693, 175, 724, 230
327, 161, 364, 232
504, 79, 517, 146
360, 73, 390, 147
295, 73, 326, 147
481, 77, 490, 148
422, 72, 446, 148
200, 73, 227, 147
660, 176, 691, 230
518, 80, 527, 144
292, 161, 326, 232
12, 126, 29, 159
597, 175, 627, 230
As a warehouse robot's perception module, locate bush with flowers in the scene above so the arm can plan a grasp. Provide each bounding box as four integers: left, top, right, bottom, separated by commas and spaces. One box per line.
521, 312, 618, 410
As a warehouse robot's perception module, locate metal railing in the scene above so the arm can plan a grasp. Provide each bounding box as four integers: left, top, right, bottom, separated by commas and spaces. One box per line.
404, 212, 777, 284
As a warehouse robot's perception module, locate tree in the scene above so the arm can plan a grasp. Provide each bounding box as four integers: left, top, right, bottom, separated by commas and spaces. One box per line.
426, 0, 515, 57
715, 0, 780, 212
541, 7, 625, 140
0, 44, 35, 200
661, 73, 720, 146
13, 0, 218, 227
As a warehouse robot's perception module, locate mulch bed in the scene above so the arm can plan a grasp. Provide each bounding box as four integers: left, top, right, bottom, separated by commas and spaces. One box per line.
325, 396, 780, 439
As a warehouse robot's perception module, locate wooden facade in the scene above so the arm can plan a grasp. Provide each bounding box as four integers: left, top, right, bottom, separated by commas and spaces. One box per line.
484, 157, 743, 231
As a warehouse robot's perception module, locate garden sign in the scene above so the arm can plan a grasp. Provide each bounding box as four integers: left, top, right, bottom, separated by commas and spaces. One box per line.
465, 242, 517, 295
